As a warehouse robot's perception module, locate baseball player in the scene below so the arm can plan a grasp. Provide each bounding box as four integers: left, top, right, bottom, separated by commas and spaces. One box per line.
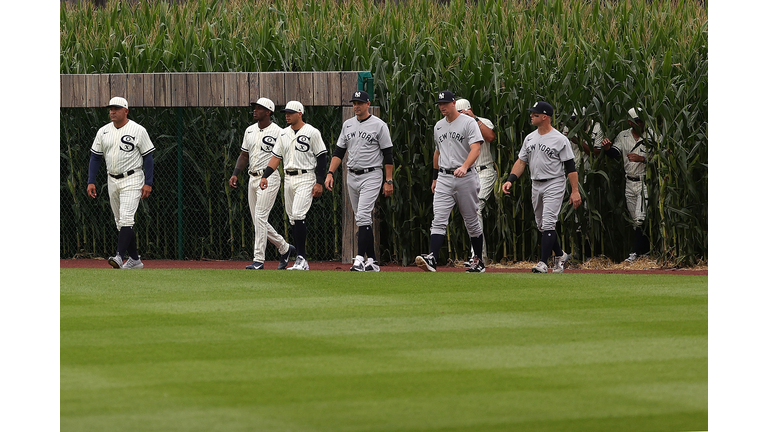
86, 96, 155, 269
228, 97, 296, 270
600, 107, 659, 262
325, 90, 394, 272
454, 98, 497, 265
415, 90, 486, 273
260, 101, 327, 271
502, 101, 582, 273
563, 108, 604, 173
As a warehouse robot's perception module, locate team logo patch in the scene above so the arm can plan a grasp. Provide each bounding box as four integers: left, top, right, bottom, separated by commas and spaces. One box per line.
261, 135, 277, 152
439, 92, 445, 99
355, 91, 361, 98
295, 135, 311, 152
119, 135, 136, 152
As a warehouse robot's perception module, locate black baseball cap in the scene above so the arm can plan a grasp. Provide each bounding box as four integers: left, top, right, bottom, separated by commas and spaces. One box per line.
350, 90, 370, 103
436, 90, 456, 104
527, 101, 554, 116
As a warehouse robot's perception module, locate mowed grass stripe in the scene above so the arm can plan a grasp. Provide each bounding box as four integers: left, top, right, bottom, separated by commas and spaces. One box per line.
61, 269, 706, 432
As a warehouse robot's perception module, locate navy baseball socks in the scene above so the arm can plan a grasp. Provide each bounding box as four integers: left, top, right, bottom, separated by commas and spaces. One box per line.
116, 226, 139, 260
293, 220, 308, 259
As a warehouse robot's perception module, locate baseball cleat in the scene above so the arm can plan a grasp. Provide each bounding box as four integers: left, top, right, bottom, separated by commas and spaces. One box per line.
463, 261, 471, 268
122, 257, 144, 269
108, 254, 123, 269
246, 261, 264, 270
350, 255, 366, 272
465, 256, 485, 273
532, 261, 549, 273
552, 252, 570, 273
415, 253, 437, 272
278, 245, 296, 270
365, 258, 380, 272
287, 255, 309, 271
624, 252, 638, 263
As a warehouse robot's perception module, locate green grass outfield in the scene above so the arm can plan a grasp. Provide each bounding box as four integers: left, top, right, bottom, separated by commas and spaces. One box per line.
61, 269, 707, 432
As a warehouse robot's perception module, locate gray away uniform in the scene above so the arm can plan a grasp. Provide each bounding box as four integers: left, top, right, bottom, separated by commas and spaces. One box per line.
336, 114, 393, 227
518, 128, 575, 232
431, 115, 484, 237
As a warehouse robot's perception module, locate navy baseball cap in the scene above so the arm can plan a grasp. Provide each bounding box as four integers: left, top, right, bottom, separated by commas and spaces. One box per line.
527, 101, 554, 116
436, 90, 456, 104
350, 90, 370, 103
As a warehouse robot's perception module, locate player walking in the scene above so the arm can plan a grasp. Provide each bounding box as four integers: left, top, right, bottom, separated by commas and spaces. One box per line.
502, 101, 582, 273
600, 107, 659, 262
455, 98, 497, 265
260, 101, 327, 271
228, 97, 296, 270
325, 91, 394, 272
415, 90, 486, 273
86, 97, 155, 269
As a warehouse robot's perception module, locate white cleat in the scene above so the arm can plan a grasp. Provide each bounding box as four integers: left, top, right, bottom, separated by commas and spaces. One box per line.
364, 258, 380, 272
552, 252, 570, 273
532, 261, 549, 273
287, 255, 309, 270
350, 255, 366, 272
624, 252, 638, 263
122, 257, 144, 269
108, 254, 123, 269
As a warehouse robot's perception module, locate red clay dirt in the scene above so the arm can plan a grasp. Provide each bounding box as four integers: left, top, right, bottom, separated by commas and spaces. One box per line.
60, 259, 707, 275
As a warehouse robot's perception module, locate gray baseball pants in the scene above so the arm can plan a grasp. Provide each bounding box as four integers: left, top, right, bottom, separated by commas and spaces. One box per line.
532, 176, 566, 232
431, 169, 482, 237
346, 169, 382, 226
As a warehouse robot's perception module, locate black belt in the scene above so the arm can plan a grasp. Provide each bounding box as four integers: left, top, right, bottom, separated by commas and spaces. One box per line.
349, 167, 378, 175
285, 169, 310, 176
626, 175, 642, 182
439, 167, 472, 174
532, 177, 559, 182
109, 169, 136, 179
478, 165, 489, 171
249, 170, 264, 176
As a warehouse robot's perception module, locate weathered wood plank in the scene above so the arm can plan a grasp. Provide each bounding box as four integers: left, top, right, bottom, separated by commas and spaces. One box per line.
341, 72, 358, 107
110, 74, 127, 101
197, 73, 211, 106
248, 73, 260, 105
326, 71, 342, 107
259, 72, 285, 106
209, 72, 225, 107
223, 73, 238, 107
171, 73, 186, 107
236, 72, 249, 106
141, 73, 155, 107
154, 73, 170, 107
312, 72, 330, 106
185, 73, 199, 107
98, 74, 110, 107
126, 74, 144, 107
85, 75, 101, 108
285, 72, 313, 105
71, 74, 87, 107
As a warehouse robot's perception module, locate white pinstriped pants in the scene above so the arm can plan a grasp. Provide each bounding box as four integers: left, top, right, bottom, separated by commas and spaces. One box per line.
284, 172, 316, 224
107, 170, 143, 229
248, 172, 290, 262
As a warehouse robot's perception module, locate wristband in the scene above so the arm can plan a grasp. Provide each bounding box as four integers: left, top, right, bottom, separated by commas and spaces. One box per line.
432, 168, 439, 181
262, 166, 275, 179
233, 167, 241, 176
327, 170, 334, 175
506, 173, 518, 183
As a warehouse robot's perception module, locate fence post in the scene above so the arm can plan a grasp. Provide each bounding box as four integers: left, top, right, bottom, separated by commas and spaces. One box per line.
176, 107, 184, 260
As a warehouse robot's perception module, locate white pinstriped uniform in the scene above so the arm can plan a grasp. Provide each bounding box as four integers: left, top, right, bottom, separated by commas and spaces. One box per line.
90, 120, 154, 229
611, 127, 659, 226
241, 122, 290, 262
471, 115, 496, 261
271, 124, 327, 224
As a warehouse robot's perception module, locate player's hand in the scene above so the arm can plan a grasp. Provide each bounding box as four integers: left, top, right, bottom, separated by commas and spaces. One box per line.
627, 153, 645, 163
601, 138, 613, 148
382, 181, 393, 197
324, 174, 334, 191
570, 191, 582, 209
312, 183, 323, 198
141, 185, 152, 199
453, 167, 467, 178
431, 180, 436, 194
228, 175, 238, 188
502, 181, 513, 194
260, 178, 268, 190
87, 184, 97, 199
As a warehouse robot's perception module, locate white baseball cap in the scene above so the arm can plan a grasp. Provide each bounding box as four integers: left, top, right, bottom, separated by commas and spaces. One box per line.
106, 97, 128, 109
455, 98, 471, 112
628, 107, 643, 121
252, 97, 275, 112
282, 101, 304, 114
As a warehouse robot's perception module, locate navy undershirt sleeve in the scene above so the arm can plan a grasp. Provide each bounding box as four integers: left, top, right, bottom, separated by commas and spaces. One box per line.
332, 146, 347, 160
382, 147, 394, 165
315, 153, 328, 184
88, 153, 102, 184
563, 158, 576, 174
143, 153, 154, 186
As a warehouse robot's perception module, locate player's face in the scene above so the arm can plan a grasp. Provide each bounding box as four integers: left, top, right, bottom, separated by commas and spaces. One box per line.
530, 112, 546, 127
252, 105, 270, 122
438, 102, 455, 117
630, 120, 645, 134
108, 107, 128, 124
285, 111, 301, 126
352, 101, 370, 117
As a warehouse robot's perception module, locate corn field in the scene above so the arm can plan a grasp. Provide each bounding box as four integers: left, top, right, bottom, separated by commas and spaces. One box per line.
60, 0, 708, 266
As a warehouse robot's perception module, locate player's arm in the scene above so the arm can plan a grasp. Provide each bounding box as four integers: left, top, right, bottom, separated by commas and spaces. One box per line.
313, 152, 327, 197
141, 153, 154, 199
431, 150, 440, 194
229, 151, 249, 188
564, 159, 582, 209
477, 119, 496, 143
325, 146, 347, 191
382, 147, 394, 197
600, 136, 621, 160
501, 159, 527, 194
259, 156, 281, 190
86, 152, 103, 199
455, 142, 482, 177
